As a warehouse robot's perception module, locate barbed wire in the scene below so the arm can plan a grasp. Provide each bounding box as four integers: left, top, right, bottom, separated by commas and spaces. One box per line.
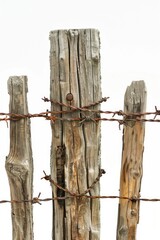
1, 195, 160, 205
1, 171, 160, 205
41, 169, 106, 197
42, 96, 109, 111
1, 97, 160, 205
1, 97, 160, 128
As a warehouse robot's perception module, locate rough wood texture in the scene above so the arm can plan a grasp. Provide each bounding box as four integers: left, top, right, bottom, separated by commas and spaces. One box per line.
117, 81, 147, 240
50, 29, 101, 240
6, 76, 33, 240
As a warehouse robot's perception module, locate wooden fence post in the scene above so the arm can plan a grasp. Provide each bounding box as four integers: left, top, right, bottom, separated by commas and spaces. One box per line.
117, 81, 147, 240
6, 76, 33, 240
50, 29, 101, 240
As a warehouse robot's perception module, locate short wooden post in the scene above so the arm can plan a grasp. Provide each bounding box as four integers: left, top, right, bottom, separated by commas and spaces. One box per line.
50, 29, 101, 239
117, 81, 147, 240
6, 76, 33, 240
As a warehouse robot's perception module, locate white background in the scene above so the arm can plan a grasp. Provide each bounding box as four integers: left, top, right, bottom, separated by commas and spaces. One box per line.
0, 0, 160, 239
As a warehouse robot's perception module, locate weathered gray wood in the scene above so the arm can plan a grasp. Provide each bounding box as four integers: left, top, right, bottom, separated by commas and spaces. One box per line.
50, 29, 101, 240
6, 76, 33, 240
117, 81, 147, 240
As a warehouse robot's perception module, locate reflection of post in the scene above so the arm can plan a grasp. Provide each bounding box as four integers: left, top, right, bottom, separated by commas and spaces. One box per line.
50, 29, 101, 239
6, 76, 33, 240
117, 81, 147, 240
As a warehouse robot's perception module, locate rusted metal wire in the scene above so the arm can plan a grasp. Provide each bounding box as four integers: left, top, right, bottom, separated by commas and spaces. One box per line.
42, 96, 109, 111
1, 97, 160, 127
42, 96, 160, 118
1, 113, 160, 127
1, 195, 160, 205
0, 170, 158, 204
42, 169, 105, 197
0, 98, 159, 204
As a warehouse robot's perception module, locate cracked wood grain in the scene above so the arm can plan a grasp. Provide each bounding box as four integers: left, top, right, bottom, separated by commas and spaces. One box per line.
50, 29, 101, 240
6, 76, 33, 240
117, 81, 147, 240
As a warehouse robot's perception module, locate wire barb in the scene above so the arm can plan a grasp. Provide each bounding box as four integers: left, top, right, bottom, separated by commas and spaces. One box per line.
79, 112, 98, 126
41, 171, 51, 181
32, 193, 42, 205
154, 106, 160, 119
0, 195, 160, 204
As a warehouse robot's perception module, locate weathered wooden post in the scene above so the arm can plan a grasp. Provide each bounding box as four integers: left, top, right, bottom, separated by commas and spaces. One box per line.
117, 81, 147, 240
50, 29, 101, 239
6, 76, 33, 240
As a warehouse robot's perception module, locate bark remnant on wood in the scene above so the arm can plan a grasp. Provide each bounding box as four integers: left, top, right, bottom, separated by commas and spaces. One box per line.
6, 76, 33, 240
50, 29, 101, 240
117, 80, 147, 240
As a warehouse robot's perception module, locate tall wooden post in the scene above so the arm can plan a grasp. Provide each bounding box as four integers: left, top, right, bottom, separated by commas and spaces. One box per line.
117, 81, 147, 240
6, 76, 33, 240
50, 29, 101, 240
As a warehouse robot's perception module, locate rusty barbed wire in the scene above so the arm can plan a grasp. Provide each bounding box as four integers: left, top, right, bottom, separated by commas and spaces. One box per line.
1, 97, 160, 127
79, 169, 106, 196
1, 111, 160, 127
1, 195, 160, 205
42, 96, 160, 118
42, 96, 109, 111
41, 169, 106, 197
0, 163, 158, 205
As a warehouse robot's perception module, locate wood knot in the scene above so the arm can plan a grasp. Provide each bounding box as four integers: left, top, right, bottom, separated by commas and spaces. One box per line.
118, 225, 128, 236
131, 208, 137, 217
